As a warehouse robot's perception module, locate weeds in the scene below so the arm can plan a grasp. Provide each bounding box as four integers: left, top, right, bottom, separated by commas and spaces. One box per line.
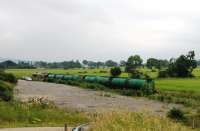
90, 110, 191, 131
0, 100, 89, 128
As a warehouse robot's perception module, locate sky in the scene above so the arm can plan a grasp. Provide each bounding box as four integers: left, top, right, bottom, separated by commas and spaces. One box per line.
0, 0, 200, 62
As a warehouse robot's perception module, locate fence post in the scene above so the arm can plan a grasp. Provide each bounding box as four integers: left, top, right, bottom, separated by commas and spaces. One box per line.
64, 123, 68, 131
192, 119, 195, 129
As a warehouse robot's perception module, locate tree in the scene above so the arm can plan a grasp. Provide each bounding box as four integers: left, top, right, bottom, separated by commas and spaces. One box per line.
147, 58, 169, 69
105, 60, 118, 67
96, 61, 105, 68
120, 60, 126, 66
18, 61, 35, 69
0, 60, 18, 68
34, 61, 47, 68
88, 61, 97, 68
82, 60, 89, 66
146, 58, 158, 69
125, 55, 143, 73
159, 59, 169, 68
110, 67, 122, 77
197, 60, 200, 66
166, 51, 197, 77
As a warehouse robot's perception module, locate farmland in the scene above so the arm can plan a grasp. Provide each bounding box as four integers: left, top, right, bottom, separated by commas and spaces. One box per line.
6, 67, 200, 94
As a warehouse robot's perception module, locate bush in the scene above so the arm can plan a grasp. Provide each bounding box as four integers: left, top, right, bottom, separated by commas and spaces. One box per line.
0, 81, 13, 101
0, 72, 17, 84
99, 70, 108, 73
128, 69, 145, 79
158, 70, 169, 78
151, 69, 157, 72
110, 67, 121, 77
167, 107, 185, 121
66, 80, 80, 86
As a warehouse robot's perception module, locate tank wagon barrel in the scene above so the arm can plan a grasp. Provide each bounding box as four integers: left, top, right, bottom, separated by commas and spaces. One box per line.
96, 76, 110, 85
128, 79, 146, 89
47, 74, 155, 94
72, 75, 82, 81
55, 74, 64, 79
63, 75, 73, 80
111, 78, 127, 88
48, 74, 55, 79
84, 76, 97, 83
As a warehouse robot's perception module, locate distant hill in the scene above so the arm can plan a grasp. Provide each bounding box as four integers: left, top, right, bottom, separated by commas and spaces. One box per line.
0, 60, 18, 68
0, 57, 19, 63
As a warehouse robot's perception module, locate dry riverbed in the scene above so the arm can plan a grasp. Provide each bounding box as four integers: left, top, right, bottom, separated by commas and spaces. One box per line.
15, 80, 179, 114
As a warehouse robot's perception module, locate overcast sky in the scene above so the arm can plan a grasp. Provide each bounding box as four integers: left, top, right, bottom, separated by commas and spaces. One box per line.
0, 0, 200, 62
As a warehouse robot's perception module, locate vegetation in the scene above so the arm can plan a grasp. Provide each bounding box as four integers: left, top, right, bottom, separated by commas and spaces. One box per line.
125, 55, 143, 73
110, 67, 122, 77
90, 110, 191, 131
0, 71, 17, 83
0, 100, 191, 130
3, 51, 200, 129
0, 81, 14, 101
6, 68, 200, 92
0, 60, 35, 69
167, 108, 186, 121
0, 100, 89, 128
159, 51, 197, 78
146, 58, 169, 69
0, 71, 16, 101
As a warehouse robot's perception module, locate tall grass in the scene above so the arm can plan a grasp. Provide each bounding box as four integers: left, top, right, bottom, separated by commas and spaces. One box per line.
0, 100, 89, 128
0, 80, 14, 101
90, 110, 191, 131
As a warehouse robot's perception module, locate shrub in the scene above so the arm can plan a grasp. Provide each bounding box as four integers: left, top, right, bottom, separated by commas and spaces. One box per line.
151, 69, 157, 72
99, 70, 108, 73
167, 108, 185, 121
110, 67, 121, 77
158, 70, 169, 78
0, 72, 17, 84
0, 81, 13, 101
47, 78, 55, 83
66, 80, 80, 86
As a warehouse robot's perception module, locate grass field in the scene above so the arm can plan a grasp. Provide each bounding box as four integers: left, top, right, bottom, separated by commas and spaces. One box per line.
5, 68, 160, 78
6, 67, 200, 93
156, 78, 200, 93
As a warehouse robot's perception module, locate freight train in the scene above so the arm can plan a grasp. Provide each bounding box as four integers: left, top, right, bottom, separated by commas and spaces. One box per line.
47, 74, 155, 94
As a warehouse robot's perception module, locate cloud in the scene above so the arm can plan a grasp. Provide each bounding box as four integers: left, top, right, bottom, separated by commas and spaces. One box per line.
0, 0, 200, 61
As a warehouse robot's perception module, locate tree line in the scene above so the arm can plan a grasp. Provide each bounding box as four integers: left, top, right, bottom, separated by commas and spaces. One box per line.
0, 59, 119, 69
0, 51, 199, 78
124, 51, 198, 78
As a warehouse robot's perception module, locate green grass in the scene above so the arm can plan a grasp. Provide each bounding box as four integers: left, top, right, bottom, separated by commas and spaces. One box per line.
0, 100, 89, 128
0, 80, 14, 101
6, 68, 110, 78
156, 78, 200, 93
5, 68, 156, 78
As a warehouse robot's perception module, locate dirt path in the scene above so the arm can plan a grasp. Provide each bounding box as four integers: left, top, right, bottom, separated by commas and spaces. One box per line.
15, 80, 179, 114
